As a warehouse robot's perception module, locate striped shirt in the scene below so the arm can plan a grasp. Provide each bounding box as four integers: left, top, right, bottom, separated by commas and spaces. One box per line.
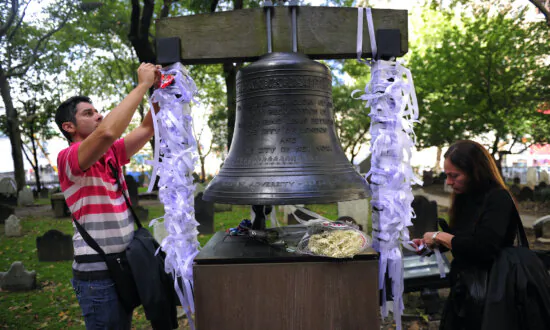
57, 139, 134, 272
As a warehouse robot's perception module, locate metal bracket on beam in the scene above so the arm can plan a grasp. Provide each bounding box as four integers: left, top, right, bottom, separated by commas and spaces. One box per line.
263, 1, 274, 53
156, 37, 181, 65
376, 29, 401, 60
289, 0, 299, 52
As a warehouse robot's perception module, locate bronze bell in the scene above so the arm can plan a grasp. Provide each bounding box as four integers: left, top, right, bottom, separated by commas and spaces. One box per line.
203, 52, 368, 205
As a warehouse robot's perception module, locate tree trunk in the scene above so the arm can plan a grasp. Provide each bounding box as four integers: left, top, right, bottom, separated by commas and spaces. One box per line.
0, 68, 26, 191
200, 156, 206, 183
224, 63, 238, 151
30, 137, 42, 192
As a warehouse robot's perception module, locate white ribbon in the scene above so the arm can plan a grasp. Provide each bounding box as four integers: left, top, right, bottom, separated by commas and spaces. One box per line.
148, 62, 199, 330
353, 7, 422, 330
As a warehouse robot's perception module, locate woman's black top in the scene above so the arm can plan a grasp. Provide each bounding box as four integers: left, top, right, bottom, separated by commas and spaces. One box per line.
441, 187, 520, 330
449, 187, 518, 271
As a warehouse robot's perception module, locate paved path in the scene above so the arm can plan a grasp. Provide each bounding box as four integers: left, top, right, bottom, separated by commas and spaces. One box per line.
413, 188, 540, 228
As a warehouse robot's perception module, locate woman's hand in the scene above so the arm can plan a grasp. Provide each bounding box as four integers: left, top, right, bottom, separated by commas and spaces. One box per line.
423, 231, 438, 247
411, 238, 426, 255
423, 231, 454, 250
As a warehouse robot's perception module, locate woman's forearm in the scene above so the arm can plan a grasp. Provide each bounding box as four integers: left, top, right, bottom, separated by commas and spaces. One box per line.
435, 232, 454, 250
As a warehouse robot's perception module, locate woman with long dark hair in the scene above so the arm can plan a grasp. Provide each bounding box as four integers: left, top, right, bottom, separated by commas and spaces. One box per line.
417, 140, 519, 329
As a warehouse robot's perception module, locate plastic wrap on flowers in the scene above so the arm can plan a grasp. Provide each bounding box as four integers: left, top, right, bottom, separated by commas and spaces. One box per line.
147, 62, 199, 329
295, 221, 371, 258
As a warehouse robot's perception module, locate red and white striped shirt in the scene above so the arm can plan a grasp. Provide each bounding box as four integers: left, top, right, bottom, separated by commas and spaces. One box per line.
57, 139, 134, 272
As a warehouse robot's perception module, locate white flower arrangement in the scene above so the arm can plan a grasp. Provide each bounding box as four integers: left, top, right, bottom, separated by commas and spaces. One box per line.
307, 229, 368, 258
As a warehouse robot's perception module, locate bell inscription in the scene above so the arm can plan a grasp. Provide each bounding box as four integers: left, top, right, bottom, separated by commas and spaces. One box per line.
203, 52, 368, 205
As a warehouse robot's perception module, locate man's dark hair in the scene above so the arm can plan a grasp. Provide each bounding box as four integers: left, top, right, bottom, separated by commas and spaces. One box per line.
55, 96, 92, 142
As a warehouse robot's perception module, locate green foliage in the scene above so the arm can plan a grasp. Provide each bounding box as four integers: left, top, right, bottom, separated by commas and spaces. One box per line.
331, 60, 372, 164
0, 200, 344, 328
410, 4, 550, 152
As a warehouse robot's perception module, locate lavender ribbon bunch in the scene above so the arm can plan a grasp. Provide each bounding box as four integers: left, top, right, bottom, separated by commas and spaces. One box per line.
147, 62, 199, 328
354, 58, 421, 329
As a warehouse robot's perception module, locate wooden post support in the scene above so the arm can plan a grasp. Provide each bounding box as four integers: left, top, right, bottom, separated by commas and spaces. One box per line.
155, 7, 407, 64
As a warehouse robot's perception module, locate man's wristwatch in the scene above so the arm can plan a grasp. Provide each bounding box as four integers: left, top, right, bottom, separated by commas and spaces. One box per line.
432, 231, 441, 244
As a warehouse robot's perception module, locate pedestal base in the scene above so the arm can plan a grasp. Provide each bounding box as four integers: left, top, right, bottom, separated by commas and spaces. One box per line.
194, 231, 379, 330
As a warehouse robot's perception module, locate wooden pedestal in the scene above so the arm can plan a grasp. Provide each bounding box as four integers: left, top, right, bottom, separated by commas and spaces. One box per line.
194, 232, 379, 330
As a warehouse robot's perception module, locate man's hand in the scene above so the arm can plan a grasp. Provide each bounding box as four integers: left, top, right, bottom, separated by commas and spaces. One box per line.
137, 63, 159, 88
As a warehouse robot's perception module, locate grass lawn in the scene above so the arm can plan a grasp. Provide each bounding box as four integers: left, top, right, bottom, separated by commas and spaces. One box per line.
0, 199, 343, 329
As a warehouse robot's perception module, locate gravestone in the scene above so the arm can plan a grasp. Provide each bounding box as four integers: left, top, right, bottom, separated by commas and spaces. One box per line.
422, 170, 434, 186
4, 214, 21, 237
0, 204, 15, 225
526, 167, 537, 188
133, 205, 149, 223
36, 229, 74, 261
51, 192, 70, 217
0, 177, 17, 206
195, 192, 214, 234
510, 184, 521, 198
0, 261, 36, 291
534, 182, 550, 202
17, 186, 34, 206
540, 170, 549, 184
39, 188, 50, 199
533, 215, 550, 244
124, 175, 139, 207
518, 186, 534, 202
443, 183, 453, 193
337, 199, 369, 233
409, 196, 439, 240
0, 177, 17, 196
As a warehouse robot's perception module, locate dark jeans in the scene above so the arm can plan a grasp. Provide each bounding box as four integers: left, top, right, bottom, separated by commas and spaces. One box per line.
71, 278, 133, 330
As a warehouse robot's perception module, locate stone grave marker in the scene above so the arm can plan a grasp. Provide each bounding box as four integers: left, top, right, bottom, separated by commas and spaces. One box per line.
510, 184, 521, 198
518, 186, 534, 202
4, 214, 21, 237
409, 196, 439, 242
337, 199, 369, 233
0, 177, 17, 206
0, 261, 36, 291
133, 205, 149, 223
540, 170, 549, 184
195, 192, 214, 234
533, 215, 550, 244
0, 177, 17, 196
36, 229, 74, 262
527, 167, 537, 188
422, 170, 434, 186
39, 188, 50, 199
0, 204, 15, 225
124, 175, 139, 207
17, 186, 34, 206
51, 192, 70, 217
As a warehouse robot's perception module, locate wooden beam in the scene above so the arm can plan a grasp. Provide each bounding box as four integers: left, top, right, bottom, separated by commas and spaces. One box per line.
155, 7, 408, 64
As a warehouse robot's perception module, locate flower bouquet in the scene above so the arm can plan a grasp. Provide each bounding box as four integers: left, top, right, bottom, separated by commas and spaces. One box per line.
244, 206, 371, 259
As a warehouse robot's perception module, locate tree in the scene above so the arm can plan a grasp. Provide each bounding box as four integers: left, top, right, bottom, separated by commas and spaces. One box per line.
329, 60, 372, 164
0, 0, 74, 191
529, 0, 550, 26
409, 4, 550, 170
